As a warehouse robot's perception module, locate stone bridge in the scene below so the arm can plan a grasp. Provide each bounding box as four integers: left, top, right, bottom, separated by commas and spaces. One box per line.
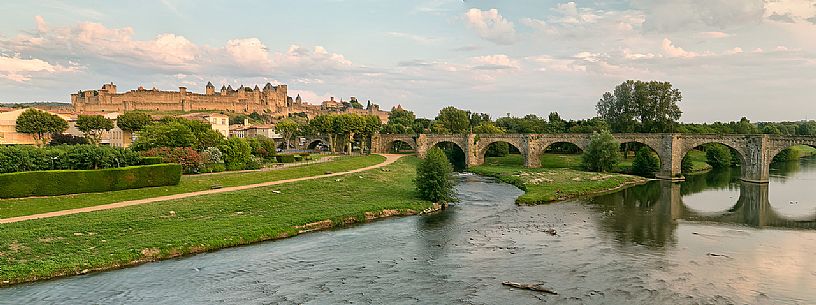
371, 133, 816, 183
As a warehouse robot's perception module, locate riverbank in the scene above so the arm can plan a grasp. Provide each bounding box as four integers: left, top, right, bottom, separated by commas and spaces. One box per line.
470, 156, 648, 205
0, 155, 384, 219
0, 156, 434, 286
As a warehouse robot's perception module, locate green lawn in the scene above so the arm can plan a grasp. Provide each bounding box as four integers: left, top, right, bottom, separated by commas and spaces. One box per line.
0, 156, 431, 286
0, 155, 384, 219
473, 156, 647, 205
683, 149, 713, 174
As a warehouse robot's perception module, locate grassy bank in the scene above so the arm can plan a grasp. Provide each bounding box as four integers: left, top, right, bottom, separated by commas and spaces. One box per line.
473, 155, 647, 205
0, 156, 431, 286
0, 155, 384, 219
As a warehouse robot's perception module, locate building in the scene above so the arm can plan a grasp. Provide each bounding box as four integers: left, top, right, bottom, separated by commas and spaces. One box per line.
229, 120, 282, 139
0, 108, 72, 145
72, 82, 288, 114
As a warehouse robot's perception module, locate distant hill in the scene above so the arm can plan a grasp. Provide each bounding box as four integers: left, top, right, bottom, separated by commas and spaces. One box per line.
0, 102, 72, 109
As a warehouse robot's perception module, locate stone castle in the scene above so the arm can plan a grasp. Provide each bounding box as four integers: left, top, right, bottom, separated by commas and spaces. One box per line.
71, 82, 391, 122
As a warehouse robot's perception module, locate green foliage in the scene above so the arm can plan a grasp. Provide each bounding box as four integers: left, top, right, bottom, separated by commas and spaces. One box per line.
76, 115, 114, 146
131, 121, 196, 151
631, 147, 660, 177
435, 106, 471, 133
581, 131, 621, 172
219, 137, 253, 170
705, 144, 733, 168
0, 145, 141, 173
681, 155, 694, 173
159, 117, 225, 150
415, 147, 456, 203
596, 80, 682, 133
141, 157, 164, 165
116, 112, 152, 132
386, 107, 416, 130
246, 136, 277, 160
278, 154, 296, 163
772, 147, 800, 163
49, 134, 88, 145
0, 164, 181, 199
276, 118, 300, 148
15, 108, 69, 147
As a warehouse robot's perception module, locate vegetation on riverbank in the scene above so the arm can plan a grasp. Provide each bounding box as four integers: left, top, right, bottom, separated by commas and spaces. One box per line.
0, 155, 382, 219
472, 155, 647, 205
0, 156, 431, 286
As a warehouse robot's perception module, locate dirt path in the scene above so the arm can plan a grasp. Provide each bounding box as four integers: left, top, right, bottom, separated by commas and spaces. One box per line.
0, 154, 406, 224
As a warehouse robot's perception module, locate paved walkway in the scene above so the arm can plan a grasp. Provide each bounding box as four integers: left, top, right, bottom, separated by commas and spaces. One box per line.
0, 154, 405, 224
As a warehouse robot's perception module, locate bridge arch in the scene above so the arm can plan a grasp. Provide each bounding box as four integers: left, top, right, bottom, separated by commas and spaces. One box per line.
306, 138, 329, 150
474, 134, 527, 166
429, 140, 467, 170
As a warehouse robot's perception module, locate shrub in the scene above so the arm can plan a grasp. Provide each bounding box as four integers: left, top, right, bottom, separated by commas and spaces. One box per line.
681, 155, 693, 173
202, 147, 224, 164
415, 147, 456, 203
773, 148, 800, 163
706, 144, 732, 169
141, 157, 164, 165
631, 147, 660, 177
293, 155, 303, 162
200, 163, 226, 173
247, 136, 278, 160
581, 131, 621, 172
50, 134, 88, 145
219, 137, 253, 170
278, 154, 296, 163
0, 145, 141, 173
142, 147, 204, 174
244, 156, 264, 170
130, 121, 196, 151
0, 164, 182, 198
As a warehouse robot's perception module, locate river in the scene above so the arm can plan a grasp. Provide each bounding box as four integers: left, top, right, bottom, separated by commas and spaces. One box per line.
2, 159, 815, 304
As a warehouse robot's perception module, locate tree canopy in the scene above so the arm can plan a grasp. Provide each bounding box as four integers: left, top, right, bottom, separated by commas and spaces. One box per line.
15, 108, 68, 147
597, 80, 682, 133
117, 112, 153, 132
76, 115, 114, 146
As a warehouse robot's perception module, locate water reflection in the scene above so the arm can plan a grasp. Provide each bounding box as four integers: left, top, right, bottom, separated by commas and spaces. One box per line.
586, 158, 816, 249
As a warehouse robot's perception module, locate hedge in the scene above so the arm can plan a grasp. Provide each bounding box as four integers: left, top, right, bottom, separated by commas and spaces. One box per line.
278, 154, 296, 163
0, 164, 182, 199
141, 156, 164, 165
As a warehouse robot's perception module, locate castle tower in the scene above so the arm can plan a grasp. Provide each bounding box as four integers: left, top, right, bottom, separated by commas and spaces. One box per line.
221, 85, 227, 95
102, 82, 117, 94
296, 94, 302, 105
206, 82, 215, 95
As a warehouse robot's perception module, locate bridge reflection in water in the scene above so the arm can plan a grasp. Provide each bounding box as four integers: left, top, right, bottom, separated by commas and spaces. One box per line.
585, 164, 816, 248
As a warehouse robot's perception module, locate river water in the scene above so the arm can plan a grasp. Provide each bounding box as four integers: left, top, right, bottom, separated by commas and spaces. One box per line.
2, 159, 815, 304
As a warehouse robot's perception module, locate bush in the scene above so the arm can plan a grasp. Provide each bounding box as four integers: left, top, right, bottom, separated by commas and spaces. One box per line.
773, 148, 800, 163
0, 145, 141, 173
293, 155, 303, 162
706, 144, 732, 169
200, 163, 226, 173
130, 121, 196, 151
681, 155, 693, 173
247, 136, 278, 160
141, 156, 164, 165
0, 164, 182, 198
631, 147, 660, 177
142, 147, 204, 174
50, 134, 88, 145
581, 131, 621, 172
202, 147, 224, 164
278, 154, 296, 163
415, 147, 456, 203
219, 137, 253, 170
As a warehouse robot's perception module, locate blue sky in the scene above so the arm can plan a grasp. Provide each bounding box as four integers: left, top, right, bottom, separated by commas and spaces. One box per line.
1, 0, 815, 122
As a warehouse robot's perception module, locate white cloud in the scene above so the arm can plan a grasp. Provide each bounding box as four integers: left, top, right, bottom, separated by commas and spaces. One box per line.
0, 54, 79, 82
225, 38, 272, 67
469, 54, 519, 70
661, 38, 700, 58
699, 31, 731, 38
464, 8, 517, 45
385, 32, 440, 44
633, 0, 765, 32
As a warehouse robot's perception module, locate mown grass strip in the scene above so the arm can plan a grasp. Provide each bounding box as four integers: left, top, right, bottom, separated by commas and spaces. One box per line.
0, 156, 431, 286
0, 155, 384, 219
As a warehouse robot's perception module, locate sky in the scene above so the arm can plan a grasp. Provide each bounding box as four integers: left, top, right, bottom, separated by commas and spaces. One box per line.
0, 0, 814, 122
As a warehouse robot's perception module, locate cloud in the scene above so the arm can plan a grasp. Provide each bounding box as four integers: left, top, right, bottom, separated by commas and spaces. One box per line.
0, 54, 79, 82
464, 8, 517, 45
469, 54, 519, 70
661, 38, 700, 58
768, 12, 796, 23
808, 16, 816, 24
385, 32, 440, 44
633, 0, 765, 32
699, 31, 731, 38
225, 38, 272, 67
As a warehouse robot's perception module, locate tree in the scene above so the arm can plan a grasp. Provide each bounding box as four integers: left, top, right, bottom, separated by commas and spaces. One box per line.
631, 147, 660, 177
415, 147, 456, 203
473, 122, 508, 157
130, 121, 196, 151
435, 106, 470, 133
309, 115, 336, 152
15, 108, 69, 147
76, 115, 114, 146
332, 114, 364, 153
117, 112, 152, 132
705, 144, 732, 168
219, 137, 253, 171
358, 115, 382, 153
276, 118, 300, 151
581, 131, 621, 172
597, 80, 682, 133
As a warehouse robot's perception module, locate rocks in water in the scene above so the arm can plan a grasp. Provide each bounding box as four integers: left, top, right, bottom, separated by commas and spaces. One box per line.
501, 281, 558, 295
543, 228, 557, 236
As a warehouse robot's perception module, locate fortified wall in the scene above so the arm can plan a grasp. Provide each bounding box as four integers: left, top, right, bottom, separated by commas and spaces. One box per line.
72, 82, 288, 114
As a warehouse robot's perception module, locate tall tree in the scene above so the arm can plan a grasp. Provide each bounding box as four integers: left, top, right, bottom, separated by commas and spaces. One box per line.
116, 112, 153, 132
435, 106, 470, 133
276, 118, 300, 151
15, 108, 68, 147
597, 80, 682, 133
309, 115, 336, 152
76, 115, 114, 146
